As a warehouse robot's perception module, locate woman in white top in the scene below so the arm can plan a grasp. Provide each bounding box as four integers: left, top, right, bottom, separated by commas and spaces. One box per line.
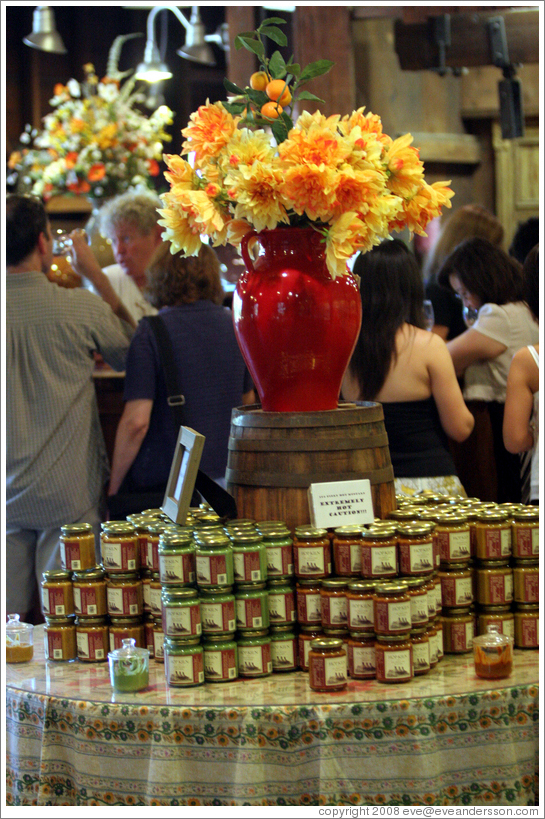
438, 237, 539, 502
503, 245, 539, 504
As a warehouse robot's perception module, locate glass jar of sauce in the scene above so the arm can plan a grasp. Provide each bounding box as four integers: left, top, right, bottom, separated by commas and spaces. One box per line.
435, 512, 470, 565
237, 629, 272, 678
231, 532, 268, 584
100, 522, 139, 573
373, 583, 412, 635
440, 607, 474, 653
127, 514, 152, 569
6, 614, 34, 663
475, 510, 511, 560
438, 563, 473, 608
106, 572, 143, 618
267, 579, 296, 626
195, 534, 234, 588
203, 634, 238, 682
148, 572, 162, 618
375, 634, 413, 683
308, 637, 347, 691
152, 618, 164, 662
473, 626, 513, 679
298, 626, 323, 671
270, 625, 298, 672
260, 525, 294, 579
144, 613, 155, 657
360, 526, 398, 579
72, 566, 107, 617
422, 576, 437, 621
514, 604, 539, 648
332, 526, 363, 576
44, 615, 77, 662
296, 579, 322, 625
164, 636, 204, 687
141, 569, 152, 614
75, 616, 109, 662
146, 521, 170, 574
513, 559, 539, 603
511, 507, 539, 558
199, 586, 236, 635
293, 527, 331, 579
475, 561, 513, 606
320, 578, 348, 629
41, 570, 74, 617
161, 587, 201, 639
410, 627, 430, 676
347, 632, 376, 679
399, 578, 429, 628
109, 616, 145, 651
158, 532, 195, 586
235, 583, 269, 630
346, 580, 376, 633
397, 523, 435, 576
477, 606, 514, 639
60, 523, 96, 572
426, 622, 439, 667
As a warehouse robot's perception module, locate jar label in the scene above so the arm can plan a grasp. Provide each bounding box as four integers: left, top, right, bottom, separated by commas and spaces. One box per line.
165, 651, 204, 686
236, 597, 265, 629
101, 539, 138, 572
398, 541, 434, 574
73, 585, 103, 616
375, 599, 411, 633
266, 544, 293, 577
200, 599, 236, 633
45, 630, 65, 661
513, 526, 539, 557
449, 621, 473, 652
196, 553, 229, 586
485, 574, 513, 605
409, 594, 429, 626
107, 585, 141, 617
77, 630, 106, 661
60, 540, 81, 571
42, 587, 67, 617
295, 545, 329, 576
271, 637, 297, 671
441, 575, 473, 608
334, 541, 362, 575
348, 643, 376, 677
518, 616, 539, 647
434, 583, 443, 614
238, 643, 272, 676
412, 640, 430, 673
321, 595, 348, 628
348, 597, 374, 630
147, 538, 160, 572
310, 653, 347, 688
203, 646, 237, 681
138, 536, 149, 568
296, 589, 322, 623
142, 580, 151, 612
516, 571, 539, 603
153, 629, 164, 659
149, 585, 163, 617
233, 549, 264, 583
268, 591, 296, 624
300, 636, 319, 670
361, 544, 397, 577
164, 603, 201, 638
144, 622, 155, 655
477, 528, 511, 559
437, 530, 470, 562
429, 631, 440, 663
376, 646, 412, 681
159, 553, 195, 585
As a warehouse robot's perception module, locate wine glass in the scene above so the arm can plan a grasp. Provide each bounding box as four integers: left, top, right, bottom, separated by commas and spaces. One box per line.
463, 305, 479, 328
423, 300, 435, 331
52, 230, 73, 258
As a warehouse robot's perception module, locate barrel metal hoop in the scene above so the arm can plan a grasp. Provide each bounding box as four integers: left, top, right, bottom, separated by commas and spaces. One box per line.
225, 466, 395, 488
230, 402, 384, 429
228, 432, 390, 452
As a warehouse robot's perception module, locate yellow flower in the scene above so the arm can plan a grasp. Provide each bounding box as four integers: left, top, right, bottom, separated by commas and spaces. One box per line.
220, 129, 275, 173
226, 163, 290, 232
384, 133, 424, 197
225, 219, 254, 248
278, 121, 348, 170
281, 164, 337, 222
163, 154, 197, 190
97, 123, 118, 150
158, 202, 209, 258
331, 166, 385, 219
182, 100, 240, 168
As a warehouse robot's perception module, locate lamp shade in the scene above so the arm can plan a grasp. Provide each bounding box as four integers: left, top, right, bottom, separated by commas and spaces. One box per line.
23, 6, 67, 54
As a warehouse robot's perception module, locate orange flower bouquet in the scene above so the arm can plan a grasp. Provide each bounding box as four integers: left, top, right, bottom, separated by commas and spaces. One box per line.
159, 18, 453, 278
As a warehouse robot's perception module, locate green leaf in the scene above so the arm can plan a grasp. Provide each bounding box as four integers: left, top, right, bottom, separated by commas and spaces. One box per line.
223, 79, 245, 96
223, 101, 248, 115
286, 61, 301, 78
298, 59, 335, 84
235, 36, 265, 59
270, 117, 290, 145
296, 91, 325, 103
258, 17, 287, 27
246, 88, 268, 105
258, 26, 288, 47
268, 50, 287, 79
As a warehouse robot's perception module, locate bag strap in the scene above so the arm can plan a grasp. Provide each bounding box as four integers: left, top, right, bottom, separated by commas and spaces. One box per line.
144, 315, 238, 520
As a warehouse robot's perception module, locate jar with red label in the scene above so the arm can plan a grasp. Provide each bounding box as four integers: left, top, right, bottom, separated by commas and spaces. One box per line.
106, 572, 143, 618
146, 521, 170, 574
158, 532, 195, 586
127, 514, 152, 569
100, 522, 139, 573
422, 576, 437, 621
230, 532, 268, 585
164, 636, 204, 687
398, 578, 429, 628
148, 572, 162, 618
475, 510, 511, 560
322, 626, 350, 658
270, 625, 298, 672
293, 527, 331, 579
360, 526, 398, 579
75, 616, 109, 662
141, 569, 152, 614
387, 508, 420, 524
514, 604, 539, 648
477, 606, 514, 639
195, 534, 234, 588
511, 507, 539, 558
235, 583, 269, 630
513, 559, 539, 603
435, 512, 470, 565
476, 561, 513, 606
346, 580, 376, 632
41, 570, 74, 617
267, 579, 296, 626
237, 629, 272, 678
375, 634, 413, 683
320, 578, 348, 629
410, 627, 430, 676
44, 615, 77, 662
144, 613, 155, 657
109, 616, 145, 651
347, 632, 376, 679
296, 579, 323, 625
199, 586, 236, 635
298, 626, 323, 671
72, 567, 107, 617
440, 607, 474, 653
203, 634, 238, 682
60, 523, 96, 572
161, 587, 202, 639
397, 523, 435, 576
332, 526, 363, 576
426, 622, 439, 666
438, 563, 473, 608
153, 617, 164, 661
260, 525, 294, 579
373, 583, 412, 635
308, 637, 347, 691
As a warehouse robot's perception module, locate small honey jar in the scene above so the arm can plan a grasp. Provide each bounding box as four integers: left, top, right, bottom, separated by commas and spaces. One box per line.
41, 570, 74, 617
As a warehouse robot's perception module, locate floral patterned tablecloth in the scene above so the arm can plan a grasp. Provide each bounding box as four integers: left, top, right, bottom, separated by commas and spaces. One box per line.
6, 626, 539, 807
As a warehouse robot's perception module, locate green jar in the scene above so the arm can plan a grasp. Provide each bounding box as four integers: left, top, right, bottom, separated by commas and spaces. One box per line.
270, 624, 297, 672
237, 628, 272, 678
164, 636, 204, 687
231, 532, 268, 584
161, 587, 202, 639
199, 586, 236, 635
203, 634, 238, 682
260, 525, 294, 578
146, 521, 171, 573
195, 534, 234, 588
236, 582, 269, 630
267, 579, 296, 625
158, 532, 195, 586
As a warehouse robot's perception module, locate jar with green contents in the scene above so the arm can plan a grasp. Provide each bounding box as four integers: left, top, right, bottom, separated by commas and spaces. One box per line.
158, 532, 195, 586
267, 579, 296, 625
203, 633, 238, 682
199, 586, 236, 635
236, 582, 269, 630
100, 522, 139, 573
260, 525, 294, 579
161, 587, 202, 639
195, 534, 234, 588
164, 636, 204, 687
108, 638, 149, 692
270, 624, 297, 672
237, 628, 272, 678
230, 532, 268, 584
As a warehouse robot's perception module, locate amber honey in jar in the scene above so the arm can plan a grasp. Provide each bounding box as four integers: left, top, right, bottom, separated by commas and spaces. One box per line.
399, 578, 429, 628
475, 510, 511, 561
75, 616, 109, 662
373, 583, 412, 635
475, 560, 513, 606
435, 512, 470, 565
397, 523, 435, 577
346, 580, 376, 632
440, 607, 474, 653
513, 559, 539, 603
514, 604, 539, 648
347, 632, 376, 679
109, 616, 145, 651
332, 526, 363, 576
100, 522, 139, 573
375, 633, 413, 683
41, 570, 74, 617
44, 615, 77, 661
296, 579, 323, 625
410, 627, 430, 675
438, 563, 473, 608
308, 637, 347, 691
477, 606, 514, 638
473, 625, 513, 679
511, 507, 539, 558
320, 578, 348, 629
72, 566, 107, 617
360, 526, 398, 579
107, 571, 143, 618
293, 527, 331, 579
60, 523, 96, 572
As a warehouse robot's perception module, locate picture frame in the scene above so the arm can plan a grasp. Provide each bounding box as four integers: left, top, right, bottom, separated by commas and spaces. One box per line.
162, 426, 205, 524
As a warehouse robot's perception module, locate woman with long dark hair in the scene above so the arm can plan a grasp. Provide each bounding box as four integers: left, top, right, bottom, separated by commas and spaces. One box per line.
342, 238, 474, 497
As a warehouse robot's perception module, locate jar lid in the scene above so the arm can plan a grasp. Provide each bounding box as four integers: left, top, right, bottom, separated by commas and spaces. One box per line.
238, 628, 269, 638
376, 633, 410, 643
513, 558, 539, 565
516, 603, 539, 611
321, 578, 348, 590
269, 624, 295, 634
477, 560, 510, 568
229, 533, 263, 545
267, 578, 294, 588
101, 522, 136, 534
322, 627, 349, 636
75, 616, 107, 625
310, 637, 343, 650
45, 615, 76, 624
236, 583, 266, 592
6, 613, 33, 639
410, 627, 427, 637
299, 625, 323, 634
256, 520, 288, 530
347, 580, 376, 592
203, 633, 235, 642
441, 606, 471, 614
60, 523, 93, 535
72, 566, 105, 581
472, 624, 513, 649
196, 534, 231, 548
396, 522, 435, 536
374, 582, 408, 595
479, 605, 512, 612
296, 579, 322, 588
161, 587, 198, 599
146, 521, 170, 534
513, 508, 540, 520
200, 585, 234, 594
333, 525, 364, 536
361, 525, 396, 539
433, 512, 468, 524
260, 527, 291, 539
105, 571, 140, 580
349, 631, 375, 640
476, 510, 508, 522
225, 518, 256, 528
158, 533, 193, 547
398, 577, 426, 588
141, 508, 164, 517
387, 508, 420, 521
110, 616, 142, 624
108, 637, 150, 661
438, 562, 469, 571
294, 526, 327, 537
198, 514, 222, 524
164, 635, 201, 647
42, 569, 72, 581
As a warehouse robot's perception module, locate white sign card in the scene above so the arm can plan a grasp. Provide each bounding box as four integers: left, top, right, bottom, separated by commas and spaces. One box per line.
162, 426, 205, 524
308, 479, 375, 529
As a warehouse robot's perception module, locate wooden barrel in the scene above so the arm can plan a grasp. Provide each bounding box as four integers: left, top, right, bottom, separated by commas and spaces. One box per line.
226, 402, 396, 532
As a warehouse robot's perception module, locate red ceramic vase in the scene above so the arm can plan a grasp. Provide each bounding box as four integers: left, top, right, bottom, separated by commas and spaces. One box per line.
233, 227, 362, 412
